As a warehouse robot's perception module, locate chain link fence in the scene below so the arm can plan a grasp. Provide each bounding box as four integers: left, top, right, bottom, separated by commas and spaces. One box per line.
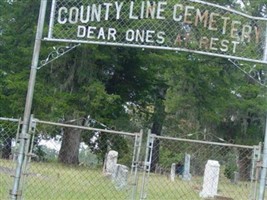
141, 133, 263, 200
0, 117, 264, 199
46, 0, 267, 64
24, 119, 142, 200
0, 118, 20, 200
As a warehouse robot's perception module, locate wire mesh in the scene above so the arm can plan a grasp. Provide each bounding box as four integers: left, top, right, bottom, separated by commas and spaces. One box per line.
0, 117, 264, 199
142, 134, 262, 200
0, 118, 19, 200
46, 0, 267, 63
19, 120, 139, 200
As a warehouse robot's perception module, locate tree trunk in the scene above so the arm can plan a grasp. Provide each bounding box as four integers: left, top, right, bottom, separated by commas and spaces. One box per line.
58, 127, 82, 165
238, 149, 251, 181
150, 99, 166, 172
1, 137, 12, 159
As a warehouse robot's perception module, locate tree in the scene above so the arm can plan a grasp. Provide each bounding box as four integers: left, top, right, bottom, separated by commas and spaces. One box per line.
1, 0, 266, 166
0, 0, 40, 158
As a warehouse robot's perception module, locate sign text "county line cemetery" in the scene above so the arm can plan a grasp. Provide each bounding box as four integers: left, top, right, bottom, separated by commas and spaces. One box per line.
46, 0, 267, 63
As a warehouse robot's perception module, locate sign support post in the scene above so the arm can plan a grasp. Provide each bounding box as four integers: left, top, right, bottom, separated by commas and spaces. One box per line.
10, 0, 47, 199
258, 22, 267, 200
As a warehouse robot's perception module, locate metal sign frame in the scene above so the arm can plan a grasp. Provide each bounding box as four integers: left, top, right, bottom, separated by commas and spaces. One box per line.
45, 0, 267, 64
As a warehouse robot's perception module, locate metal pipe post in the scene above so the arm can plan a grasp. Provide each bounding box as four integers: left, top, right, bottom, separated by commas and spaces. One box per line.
131, 130, 143, 200
140, 130, 154, 200
10, 0, 47, 199
258, 22, 267, 200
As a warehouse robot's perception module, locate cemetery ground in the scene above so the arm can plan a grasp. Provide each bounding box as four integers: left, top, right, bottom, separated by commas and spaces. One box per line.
0, 158, 262, 200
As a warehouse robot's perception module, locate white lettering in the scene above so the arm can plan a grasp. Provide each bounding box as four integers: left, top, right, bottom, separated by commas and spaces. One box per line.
184, 6, 194, 24
156, 2, 166, 20
129, 2, 138, 19
195, 9, 208, 27
97, 27, 106, 39
231, 21, 241, 39
80, 6, 90, 23
241, 25, 252, 42
232, 41, 239, 53
210, 37, 219, 51
208, 12, 219, 31
221, 16, 230, 34
58, 7, 67, 24
156, 31, 165, 44
146, 1, 156, 19
115, 2, 123, 19
220, 40, 229, 52
69, 7, 79, 24
173, 4, 183, 21
103, 3, 112, 20
87, 26, 96, 39
146, 30, 155, 43
91, 4, 101, 22
77, 26, 86, 37
126, 29, 135, 41
108, 28, 117, 40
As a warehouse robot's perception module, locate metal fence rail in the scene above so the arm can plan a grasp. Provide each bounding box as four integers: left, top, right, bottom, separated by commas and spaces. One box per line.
45, 0, 267, 64
0, 118, 21, 200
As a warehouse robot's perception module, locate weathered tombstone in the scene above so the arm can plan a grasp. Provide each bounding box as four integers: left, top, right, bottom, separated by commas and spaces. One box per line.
232, 171, 239, 184
104, 150, 118, 176
200, 160, 220, 198
170, 163, 176, 182
112, 164, 119, 180
113, 164, 129, 189
182, 153, 192, 181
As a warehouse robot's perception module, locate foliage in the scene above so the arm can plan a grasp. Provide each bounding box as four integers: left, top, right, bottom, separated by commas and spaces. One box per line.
223, 150, 239, 180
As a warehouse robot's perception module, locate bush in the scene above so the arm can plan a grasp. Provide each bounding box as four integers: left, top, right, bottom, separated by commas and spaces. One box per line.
224, 162, 238, 180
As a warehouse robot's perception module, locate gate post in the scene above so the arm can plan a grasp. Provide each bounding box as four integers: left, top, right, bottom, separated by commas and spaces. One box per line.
130, 130, 143, 200
10, 1, 47, 199
250, 144, 262, 199
140, 130, 155, 200
258, 22, 267, 200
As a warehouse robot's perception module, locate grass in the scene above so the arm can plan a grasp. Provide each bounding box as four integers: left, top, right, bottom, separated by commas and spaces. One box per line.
0, 159, 265, 200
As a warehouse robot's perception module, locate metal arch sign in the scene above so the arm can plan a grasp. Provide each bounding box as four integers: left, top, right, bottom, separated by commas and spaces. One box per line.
45, 0, 267, 64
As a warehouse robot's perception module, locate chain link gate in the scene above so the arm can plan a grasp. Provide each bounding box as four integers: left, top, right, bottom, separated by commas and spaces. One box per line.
0, 118, 21, 200
0, 117, 143, 200
139, 132, 263, 200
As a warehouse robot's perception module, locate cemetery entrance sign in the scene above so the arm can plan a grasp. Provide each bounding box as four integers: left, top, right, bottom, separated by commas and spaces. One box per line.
46, 0, 267, 64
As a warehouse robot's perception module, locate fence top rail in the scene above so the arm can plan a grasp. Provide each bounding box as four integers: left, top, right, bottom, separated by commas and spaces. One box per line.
153, 135, 255, 149
0, 117, 20, 122
34, 119, 139, 137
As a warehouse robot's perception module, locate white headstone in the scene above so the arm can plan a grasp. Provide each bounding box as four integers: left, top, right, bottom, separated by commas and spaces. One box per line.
199, 160, 220, 198
105, 150, 118, 176
170, 163, 176, 182
183, 153, 192, 181
232, 171, 239, 184
113, 164, 129, 189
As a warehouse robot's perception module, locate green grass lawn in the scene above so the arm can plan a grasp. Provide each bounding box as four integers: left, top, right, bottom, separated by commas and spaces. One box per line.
0, 159, 264, 200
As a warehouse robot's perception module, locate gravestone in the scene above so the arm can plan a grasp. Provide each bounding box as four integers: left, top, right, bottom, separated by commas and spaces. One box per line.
104, 150, 118, 176
182, 153, 192, 181
113, 164, 129, 189
200, 160, 220, 198
232, 171, 239, 184
170, 163, 176, 181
